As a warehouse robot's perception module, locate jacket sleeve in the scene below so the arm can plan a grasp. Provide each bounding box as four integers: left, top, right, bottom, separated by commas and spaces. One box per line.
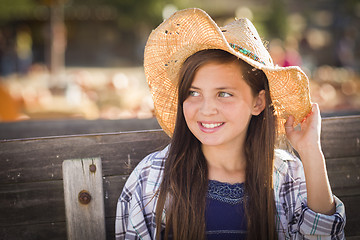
288, 157, 346, 239
299, 196, 346, 239
115, 158, 154, 240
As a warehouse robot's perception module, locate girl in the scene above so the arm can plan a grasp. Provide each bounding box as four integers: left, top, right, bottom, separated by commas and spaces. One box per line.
116, 8, 345, 240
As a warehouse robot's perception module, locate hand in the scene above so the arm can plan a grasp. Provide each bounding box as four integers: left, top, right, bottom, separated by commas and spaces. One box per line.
285, 103, 336, 215
284, 103, 322, 155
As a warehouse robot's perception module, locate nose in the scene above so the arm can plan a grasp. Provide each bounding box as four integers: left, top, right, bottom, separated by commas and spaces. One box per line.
199, 97, 218, 116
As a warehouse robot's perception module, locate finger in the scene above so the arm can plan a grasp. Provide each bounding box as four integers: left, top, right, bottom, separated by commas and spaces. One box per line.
301, 104, 315, 124
301, 111, 312, 123
308, 102, 322, 132
302, 103, 319, 126
285, 115, 295, 134
311, 103, 321, 119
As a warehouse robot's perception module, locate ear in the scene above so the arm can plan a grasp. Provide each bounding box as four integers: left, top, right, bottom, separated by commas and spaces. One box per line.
252, 90, 266, 116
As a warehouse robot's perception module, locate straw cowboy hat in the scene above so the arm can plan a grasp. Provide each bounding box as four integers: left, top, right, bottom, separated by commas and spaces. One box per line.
144, 8, 311, 137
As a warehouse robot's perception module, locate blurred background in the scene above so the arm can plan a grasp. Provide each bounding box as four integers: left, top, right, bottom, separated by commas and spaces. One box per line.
0, 0, 359, 123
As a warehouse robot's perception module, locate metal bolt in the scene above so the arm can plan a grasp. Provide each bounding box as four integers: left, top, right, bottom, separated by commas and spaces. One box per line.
89, 164, 96, 173
78, 190, 91, 205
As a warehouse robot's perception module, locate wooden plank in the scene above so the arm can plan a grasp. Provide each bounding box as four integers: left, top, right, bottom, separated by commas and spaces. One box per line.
1, 171, 356, 226
0, 130, 170, 184
3, 193, 358, 240
0, 175, 127, 226
0, 222, 66, 240
0, 138, 357, 191
63, 157, 106, 240
105, 218, 116, 240
1, 175, 359, 238
103, 175, 128, 218
0, 118, 160, 140
1, 116, 359, 185
0, 180, 65, 226
340, 194, 360, 238
326, 156, 360, 194
321, 116, 360, 159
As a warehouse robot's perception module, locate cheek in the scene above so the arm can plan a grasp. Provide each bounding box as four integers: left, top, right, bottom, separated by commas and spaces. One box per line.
183, 100, 197, 123
223, 102, 253, 119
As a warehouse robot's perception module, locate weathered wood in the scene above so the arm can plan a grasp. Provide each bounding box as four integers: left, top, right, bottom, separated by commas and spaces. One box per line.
0, 222, 66, 240
1, 117, 359, 184
326, 156, 360, 195
0, 118, 161, 140
339, 194, 360, 238
63, 157, 105, 240
0, 116, 359, 239
0, 130, 170, 184
0, 180, 65, 226
321, 116, 360, 159
103, 175, 128, 218
0, 181, 359, 238
0, 175, 128, 227
1, 173, 358, 235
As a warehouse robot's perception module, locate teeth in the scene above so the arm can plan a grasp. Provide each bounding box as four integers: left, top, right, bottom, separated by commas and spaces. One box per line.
201, 123, 223, 129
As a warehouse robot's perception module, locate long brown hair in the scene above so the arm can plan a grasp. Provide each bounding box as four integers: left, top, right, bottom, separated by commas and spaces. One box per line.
155, 49, 277, 240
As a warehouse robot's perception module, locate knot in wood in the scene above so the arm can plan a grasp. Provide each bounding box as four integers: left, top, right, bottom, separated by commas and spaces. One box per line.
78, 190, 91, 205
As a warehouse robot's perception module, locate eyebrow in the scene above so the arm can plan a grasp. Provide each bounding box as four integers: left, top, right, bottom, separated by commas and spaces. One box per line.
190, 86, 237, 90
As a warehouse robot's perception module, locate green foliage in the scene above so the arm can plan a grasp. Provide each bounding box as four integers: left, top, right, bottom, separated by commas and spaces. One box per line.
0, 0, 38, 22
0, 0, 177, 28
69, 0, 176, 29
265, 0, 288, 39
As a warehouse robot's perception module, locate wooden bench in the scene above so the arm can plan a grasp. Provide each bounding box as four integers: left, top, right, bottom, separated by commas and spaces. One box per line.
0, 116, 359, 239
0, 118, 161, 140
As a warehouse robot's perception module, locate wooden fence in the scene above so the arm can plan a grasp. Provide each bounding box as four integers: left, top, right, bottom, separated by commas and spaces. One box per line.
0, 116, 359, 239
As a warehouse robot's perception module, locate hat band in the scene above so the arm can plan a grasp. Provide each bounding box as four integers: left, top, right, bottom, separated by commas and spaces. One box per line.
229, 43, 265, 65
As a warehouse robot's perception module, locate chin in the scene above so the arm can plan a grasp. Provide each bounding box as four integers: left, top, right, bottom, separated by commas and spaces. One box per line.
198, 137, 224, 147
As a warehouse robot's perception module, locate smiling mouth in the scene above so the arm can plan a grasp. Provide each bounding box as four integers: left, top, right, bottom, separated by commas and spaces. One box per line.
201, 122, 224, 129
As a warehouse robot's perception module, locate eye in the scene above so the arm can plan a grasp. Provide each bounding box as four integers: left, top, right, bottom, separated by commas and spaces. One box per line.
189, 90, 200, 97
218, 92, 232, 98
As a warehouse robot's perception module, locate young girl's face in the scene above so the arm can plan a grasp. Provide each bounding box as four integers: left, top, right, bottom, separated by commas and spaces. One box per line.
183, 61, 264, 149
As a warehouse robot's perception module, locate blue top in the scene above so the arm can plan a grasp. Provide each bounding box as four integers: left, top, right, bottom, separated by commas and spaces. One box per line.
205, 180, 247, 240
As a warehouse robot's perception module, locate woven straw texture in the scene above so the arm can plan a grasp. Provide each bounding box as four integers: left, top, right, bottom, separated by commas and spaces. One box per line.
144, 8, 311, 137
